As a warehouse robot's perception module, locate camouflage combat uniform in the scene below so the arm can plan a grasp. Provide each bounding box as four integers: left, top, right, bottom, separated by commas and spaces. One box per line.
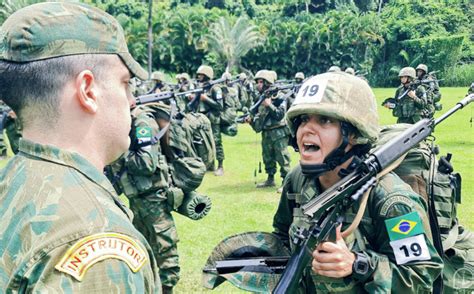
416, 73, 441, 118
273, 165, 443, 293
197, 83, 224, 164
392, 83, 428, 124
0, 140, 160, 292
106, 105, 181, 291
0, 101, 9, 157
250, 91, 291, 183
4, 115, 22, 154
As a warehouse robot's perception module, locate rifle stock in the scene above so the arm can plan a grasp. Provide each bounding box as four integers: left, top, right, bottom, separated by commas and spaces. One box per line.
273, 94, 473, 293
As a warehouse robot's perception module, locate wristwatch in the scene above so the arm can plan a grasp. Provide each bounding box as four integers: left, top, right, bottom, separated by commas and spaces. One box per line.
352, 251, 369, 280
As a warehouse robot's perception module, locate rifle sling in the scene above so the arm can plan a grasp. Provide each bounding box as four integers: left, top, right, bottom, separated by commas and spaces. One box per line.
341, 153, 407, 238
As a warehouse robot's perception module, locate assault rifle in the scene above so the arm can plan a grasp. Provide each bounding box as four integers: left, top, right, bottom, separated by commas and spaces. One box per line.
272, 93, 473, 293
186, 77, 229, 112
215, 256, 289, 275
235, 84, 294, 123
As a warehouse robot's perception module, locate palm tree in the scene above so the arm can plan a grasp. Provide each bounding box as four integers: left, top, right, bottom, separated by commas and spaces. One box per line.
207, 16, 264, 73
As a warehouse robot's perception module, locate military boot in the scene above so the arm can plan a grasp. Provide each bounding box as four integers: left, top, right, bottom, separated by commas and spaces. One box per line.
256, 175, 275, 188
214, 160, 224, 176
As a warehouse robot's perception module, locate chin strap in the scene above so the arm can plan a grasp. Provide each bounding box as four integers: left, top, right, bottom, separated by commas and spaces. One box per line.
300, 122, 369, 178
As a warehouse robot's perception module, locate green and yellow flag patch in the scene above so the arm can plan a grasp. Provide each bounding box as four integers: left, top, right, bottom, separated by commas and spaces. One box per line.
136, 126, 152, 139
384, 211, 424, 241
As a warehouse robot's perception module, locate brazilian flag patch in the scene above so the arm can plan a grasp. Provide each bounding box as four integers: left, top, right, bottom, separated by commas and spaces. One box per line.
136, 126, 152, 139
384, 211, 424, 241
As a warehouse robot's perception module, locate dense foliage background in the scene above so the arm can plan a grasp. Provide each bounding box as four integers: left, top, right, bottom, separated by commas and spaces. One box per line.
1, 0, 472, 86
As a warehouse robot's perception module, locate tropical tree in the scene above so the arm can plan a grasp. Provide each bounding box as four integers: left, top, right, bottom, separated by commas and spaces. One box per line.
206, 16, 264, 73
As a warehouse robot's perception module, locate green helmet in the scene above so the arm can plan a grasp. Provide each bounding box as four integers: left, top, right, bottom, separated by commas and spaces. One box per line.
270, 70, 277, 81
345, 67, 355, 75
295, 72, 305, 79
202, 231, 290, 292
328, 65, 341, 72
416, 64, 428, 74
254, 70, 275, 84
287, 72, 379, 145
398, 67, 416, 79
151, 71, 165, 82
239, 72, 247, 80
180, 73, 190, 81
221, 72, 232, 80
197, 65, 214, 80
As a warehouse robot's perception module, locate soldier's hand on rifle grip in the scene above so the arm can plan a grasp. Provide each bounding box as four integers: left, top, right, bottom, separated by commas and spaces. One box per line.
200, 93, 208, 101
262, 97, 272, 107
311, 225, 355, 278
408, 90, 417, 99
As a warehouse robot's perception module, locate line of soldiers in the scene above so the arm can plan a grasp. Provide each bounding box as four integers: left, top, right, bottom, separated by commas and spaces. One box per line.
383, 64, 442, 123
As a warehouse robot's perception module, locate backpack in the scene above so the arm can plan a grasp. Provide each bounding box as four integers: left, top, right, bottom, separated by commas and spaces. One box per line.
376, 124, 473, 293
181, 112, 216, 170
220, 86, 239, 137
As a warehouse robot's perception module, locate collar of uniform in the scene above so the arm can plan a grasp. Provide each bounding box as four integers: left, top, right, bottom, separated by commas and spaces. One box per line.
18, 138, 118, 197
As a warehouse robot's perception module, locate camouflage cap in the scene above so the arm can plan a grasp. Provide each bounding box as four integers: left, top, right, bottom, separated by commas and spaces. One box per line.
202, 231, 290, 293
0, 2, 147, 80
287, 72, 379, 144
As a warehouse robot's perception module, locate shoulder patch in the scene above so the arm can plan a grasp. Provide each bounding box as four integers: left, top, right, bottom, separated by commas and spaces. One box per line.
385, 211, 424, 241
55, 233, 148, 281
378, 194, 417, 217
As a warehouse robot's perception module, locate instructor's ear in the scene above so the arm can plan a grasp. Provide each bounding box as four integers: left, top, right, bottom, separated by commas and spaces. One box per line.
75, 70, 99, 113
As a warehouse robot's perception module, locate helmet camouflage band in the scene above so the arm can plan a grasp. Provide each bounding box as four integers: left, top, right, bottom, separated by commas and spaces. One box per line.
151, 71, 166, 82
287, 72, 379, 144
0, 2, 147, 80
345, 67, 355, 75
398, 67, 416, 79
202, 231, 290, 292
197, 65, 214, 80
416, 64, 428, 73
295, 72, 305, 79
254, 70, 275, 84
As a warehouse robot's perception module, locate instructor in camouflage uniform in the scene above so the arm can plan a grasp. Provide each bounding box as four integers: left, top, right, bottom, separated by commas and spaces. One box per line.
250, 70, 291, 192
0, 2, 160, 292
273, 72, 442, 292
389, 67, 428, 124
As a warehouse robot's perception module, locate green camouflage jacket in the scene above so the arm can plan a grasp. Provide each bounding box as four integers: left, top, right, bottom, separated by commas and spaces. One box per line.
273, 165, 443, 293
392, 84, 427, 123
196, 83, 223, 124
0, 139, 160, 292
250, 90, 288, 133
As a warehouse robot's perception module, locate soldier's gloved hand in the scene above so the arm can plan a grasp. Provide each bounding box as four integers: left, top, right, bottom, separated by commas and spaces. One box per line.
408, 90, 417, 99
311, 225, 355, 278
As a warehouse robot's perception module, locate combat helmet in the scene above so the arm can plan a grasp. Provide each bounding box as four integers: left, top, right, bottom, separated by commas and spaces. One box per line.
239, 72, 247, 81
151, 71, 165, 82
295, 72, 305, 80
287, 72, 379, 176
345, 67, 355, 75
202, 231, 290, 292
327, 65, 341, 72
197, 65, 214, 80
221, 71, 232, 80
416, 64, 428, 74
180, 73, 191, 81
398, 67, 416, 79
254, 70, 275, 84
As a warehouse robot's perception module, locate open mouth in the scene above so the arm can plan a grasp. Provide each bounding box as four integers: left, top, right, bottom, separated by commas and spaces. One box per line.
303, 142, 320, 152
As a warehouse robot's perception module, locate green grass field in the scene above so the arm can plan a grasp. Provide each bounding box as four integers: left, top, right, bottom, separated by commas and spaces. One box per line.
0, 87, 472, 293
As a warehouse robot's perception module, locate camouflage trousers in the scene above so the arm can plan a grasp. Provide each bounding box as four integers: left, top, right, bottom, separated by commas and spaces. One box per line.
261, 126, 291, 180
0, 130, 7, 157
129, 193, 180, 288
211, 122, 224, 162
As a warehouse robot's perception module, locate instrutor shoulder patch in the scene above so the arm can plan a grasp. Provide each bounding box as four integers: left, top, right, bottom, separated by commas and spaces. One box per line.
55, 232, 148, 281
